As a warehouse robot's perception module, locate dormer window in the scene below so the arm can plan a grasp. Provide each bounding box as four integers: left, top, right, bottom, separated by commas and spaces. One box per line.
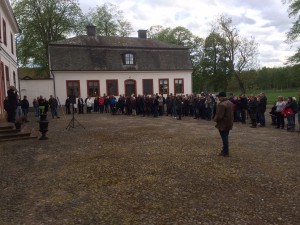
123, 53, 135, 65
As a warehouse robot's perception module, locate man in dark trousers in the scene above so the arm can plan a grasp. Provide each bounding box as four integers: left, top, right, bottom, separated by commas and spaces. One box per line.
258, 92, 267, 127
214, 92, 234, 157
6, 85, 18, 122
21, 95, 30, 122
49, 95, 60, 119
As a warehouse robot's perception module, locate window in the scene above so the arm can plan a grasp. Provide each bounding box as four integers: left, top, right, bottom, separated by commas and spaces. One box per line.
66, 80, 80, 97
123, 53, 135, 65
13, 71, 16, 87
125, 79, 136, 97
106, 80, 118, 96
1, 63, 4, 79
174, 79, 184, 94
1, 63, 4, 88
5, 66, 9, 82
143, 79, 153, 95
87, 80, 99, 97
159, 79, 169, 95
11, 33, 14, 54
3, 19, 7, 46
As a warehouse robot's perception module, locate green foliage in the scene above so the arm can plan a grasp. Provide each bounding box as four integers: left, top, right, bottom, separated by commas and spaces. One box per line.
283, 0, 300, 63
199, 32, 230, 92
194, 15, 259, 94
83, 3, 133, 37
227, 70, 258, 91
228, 65, 300, 97
283, 0, 300, 42
257, 66, 300, 89
12, 0, 83, 71
264, 89, 299, 103
214, 15, 259, 93
148, 25, 204, 65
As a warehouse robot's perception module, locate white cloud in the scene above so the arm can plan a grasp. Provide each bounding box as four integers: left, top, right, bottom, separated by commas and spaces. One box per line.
78, 0, 297, 67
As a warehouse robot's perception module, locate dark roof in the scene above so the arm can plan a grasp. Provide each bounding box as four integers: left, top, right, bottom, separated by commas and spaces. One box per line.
49, 35, 193, 71
18, 67, 49, 79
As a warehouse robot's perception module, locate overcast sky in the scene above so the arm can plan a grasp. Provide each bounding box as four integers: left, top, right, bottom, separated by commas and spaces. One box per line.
78, 0, 297, 68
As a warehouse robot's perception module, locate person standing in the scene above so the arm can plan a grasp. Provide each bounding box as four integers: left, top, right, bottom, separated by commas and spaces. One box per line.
21, 95, 30, 122
214, 92, 234, 157
65, 97, 71, 114
176, 95, 184, 120
33, 98, 40, 117
86, 96, 93, 113
49, 95, 60, 119
297, 90, 300, 132
258, 92, 267, 127
284, 97, 297, 131
6, 86, 18, 122
248, 95, 258, 128
275, 96, 286, 129
78, 96, 84, 114
240, 94, 248, 124
15, 96, 22, 120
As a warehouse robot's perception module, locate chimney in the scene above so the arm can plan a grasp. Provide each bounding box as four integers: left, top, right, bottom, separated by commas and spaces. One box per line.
86, 25, 96, 36
138, 29, 147, 39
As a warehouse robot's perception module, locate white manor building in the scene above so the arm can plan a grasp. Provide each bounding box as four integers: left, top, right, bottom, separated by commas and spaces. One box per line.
48, 27, 193, 103
0, 0, 19, 120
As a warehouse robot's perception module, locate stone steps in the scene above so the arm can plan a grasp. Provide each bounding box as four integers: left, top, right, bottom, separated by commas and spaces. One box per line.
0, 122, 38, 142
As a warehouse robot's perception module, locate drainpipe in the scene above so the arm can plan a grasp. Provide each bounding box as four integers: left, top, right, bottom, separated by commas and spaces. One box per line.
16, 32, 22, 98
48, 44, 56, 98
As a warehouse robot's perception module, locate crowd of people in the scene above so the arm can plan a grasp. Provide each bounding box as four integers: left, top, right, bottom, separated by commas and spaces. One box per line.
4, 86, 30, 123
3, 86, 300, 132
4, 87, 60, 123
61, 91, 300, 132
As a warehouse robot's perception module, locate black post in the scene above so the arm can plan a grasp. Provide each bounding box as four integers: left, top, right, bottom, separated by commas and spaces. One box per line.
39, 114, 49, 140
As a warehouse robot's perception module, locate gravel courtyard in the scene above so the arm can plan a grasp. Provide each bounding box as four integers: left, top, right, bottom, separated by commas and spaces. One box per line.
0, 112, 299, 225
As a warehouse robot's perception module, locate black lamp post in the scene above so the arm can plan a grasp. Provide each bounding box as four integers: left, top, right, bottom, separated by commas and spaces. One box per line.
39, 114, 49, 140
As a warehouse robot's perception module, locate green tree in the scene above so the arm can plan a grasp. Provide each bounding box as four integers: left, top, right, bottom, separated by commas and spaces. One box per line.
12, 0, 83, 71
255, 65, 300, 90
283, 0, 300, 43
211, 15, 259, 93
148, 25, 204, 65
148, 25, 204, 92
200, 32, 229, 92
283, 0, 300, 64
85, 3, 133, 37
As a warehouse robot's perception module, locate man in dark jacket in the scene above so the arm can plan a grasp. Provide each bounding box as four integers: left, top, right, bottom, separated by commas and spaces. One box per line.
240, 94, 248, 124
21, 95, 30, 122
214, 92, 234, 157
298, 90, 300, 132
6, 86, 18, 122
78, 96, 84, 114
248, 95, 258, 128
49, 95, 60, 119
257, 92, 267, 127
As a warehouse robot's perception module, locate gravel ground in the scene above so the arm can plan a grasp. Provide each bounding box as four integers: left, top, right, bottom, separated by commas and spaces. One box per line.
0, 111, 299, 225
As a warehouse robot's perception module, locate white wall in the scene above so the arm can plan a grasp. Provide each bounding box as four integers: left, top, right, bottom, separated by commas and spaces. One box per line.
0, 0, 19, 119
19, 79, 54, 106
18, 71, 193, 107
53, 71, 192, 103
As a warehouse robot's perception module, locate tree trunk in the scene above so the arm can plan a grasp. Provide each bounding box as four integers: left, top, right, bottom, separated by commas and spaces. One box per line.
234, 72, 246, 94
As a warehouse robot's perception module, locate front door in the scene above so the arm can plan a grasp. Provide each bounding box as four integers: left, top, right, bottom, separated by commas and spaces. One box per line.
125, 79, 136, 97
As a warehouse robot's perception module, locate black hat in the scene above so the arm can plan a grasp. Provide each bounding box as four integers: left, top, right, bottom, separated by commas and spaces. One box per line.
217, 92, 226, 97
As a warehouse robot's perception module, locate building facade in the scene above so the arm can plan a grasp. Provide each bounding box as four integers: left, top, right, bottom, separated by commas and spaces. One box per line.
0, 0, 19, 120
49, 27, 193, 103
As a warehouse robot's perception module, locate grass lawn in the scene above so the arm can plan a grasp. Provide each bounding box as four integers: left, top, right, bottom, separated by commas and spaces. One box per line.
263, 88, 299, 104
235, 88, 300, 104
